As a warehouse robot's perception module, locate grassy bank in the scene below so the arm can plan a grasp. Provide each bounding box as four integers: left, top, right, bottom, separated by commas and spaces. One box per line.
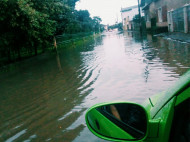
0, 32, 101, 72
54, 32, 99, 49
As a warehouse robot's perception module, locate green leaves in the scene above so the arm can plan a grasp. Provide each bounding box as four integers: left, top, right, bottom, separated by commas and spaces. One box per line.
0, 0, 100, 65
0, 0, 56, 61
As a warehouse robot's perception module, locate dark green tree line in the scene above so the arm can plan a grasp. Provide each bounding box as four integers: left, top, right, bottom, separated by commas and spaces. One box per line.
0, 0, 102, 66
108, 23, 123, 31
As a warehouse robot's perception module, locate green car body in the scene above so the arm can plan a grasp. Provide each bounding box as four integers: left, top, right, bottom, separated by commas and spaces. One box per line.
85, 70, 190, 142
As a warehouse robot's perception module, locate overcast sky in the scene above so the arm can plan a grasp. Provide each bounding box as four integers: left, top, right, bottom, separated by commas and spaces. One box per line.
76, 0, 138, 25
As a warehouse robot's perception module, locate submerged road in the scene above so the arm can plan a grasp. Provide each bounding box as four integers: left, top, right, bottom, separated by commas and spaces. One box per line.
0, 31, 190, 141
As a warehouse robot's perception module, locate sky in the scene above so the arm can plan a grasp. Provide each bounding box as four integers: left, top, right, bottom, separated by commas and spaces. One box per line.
75, 0, 138, 25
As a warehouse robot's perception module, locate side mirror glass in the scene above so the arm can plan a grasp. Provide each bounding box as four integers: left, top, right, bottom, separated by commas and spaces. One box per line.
85, 102, 148, 141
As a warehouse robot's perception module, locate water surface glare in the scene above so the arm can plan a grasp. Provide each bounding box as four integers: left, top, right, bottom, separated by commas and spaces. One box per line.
0, 32, 189, 141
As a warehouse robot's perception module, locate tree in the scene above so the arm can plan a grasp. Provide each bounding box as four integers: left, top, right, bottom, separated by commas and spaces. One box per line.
75, 10, 94, 32
108, 23, 123, 31
93, 16, 102, 33
0, 0, 56, 60
0, 0, 100, 66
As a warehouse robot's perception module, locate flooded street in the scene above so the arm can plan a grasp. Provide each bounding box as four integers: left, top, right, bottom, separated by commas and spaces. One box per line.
0, 32, 190, 142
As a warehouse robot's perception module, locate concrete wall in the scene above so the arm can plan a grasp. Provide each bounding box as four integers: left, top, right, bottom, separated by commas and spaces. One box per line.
168, 4, 190, 33
149, 0, 189, 12
121, 7, 139, 30
156, 22, 168, 27
164, 0, 190, 11
146, 21, 151, 29
121, 8, 139, 22
144, 0, 190, 30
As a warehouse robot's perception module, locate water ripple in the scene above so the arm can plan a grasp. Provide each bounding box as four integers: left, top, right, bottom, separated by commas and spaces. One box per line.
0, 32, 190, 141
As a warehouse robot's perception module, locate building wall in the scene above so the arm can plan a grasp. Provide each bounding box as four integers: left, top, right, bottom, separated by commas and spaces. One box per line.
121, 7, 139, 30
148, 0, 189, 16
146, 21, 151, 29
121, 8, 139, 22
188, 6, 190, 32
145, 0, 190, 30
162, 0, 189, 11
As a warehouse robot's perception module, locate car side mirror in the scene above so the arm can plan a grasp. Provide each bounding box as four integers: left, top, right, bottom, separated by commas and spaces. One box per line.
85, 102, 148, 141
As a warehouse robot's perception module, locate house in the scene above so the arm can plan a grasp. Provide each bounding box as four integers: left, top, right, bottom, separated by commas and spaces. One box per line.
141, 0, 190, 33
121, 5, 139, 31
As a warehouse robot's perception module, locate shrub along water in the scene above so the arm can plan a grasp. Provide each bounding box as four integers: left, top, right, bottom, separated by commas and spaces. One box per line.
0, 0, 103, 67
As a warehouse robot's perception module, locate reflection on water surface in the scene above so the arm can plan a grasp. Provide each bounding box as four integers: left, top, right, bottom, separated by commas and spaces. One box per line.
0, 32, 189, 141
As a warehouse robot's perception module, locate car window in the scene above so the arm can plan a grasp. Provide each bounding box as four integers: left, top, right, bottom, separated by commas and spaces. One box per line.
169, 98, 190, 142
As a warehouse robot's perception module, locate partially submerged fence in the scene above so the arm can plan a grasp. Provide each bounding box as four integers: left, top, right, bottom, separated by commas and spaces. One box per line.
0, 32, 96, 68
172, 7, 184, 32
168, 4, 190, 33
188, 6, 190, 33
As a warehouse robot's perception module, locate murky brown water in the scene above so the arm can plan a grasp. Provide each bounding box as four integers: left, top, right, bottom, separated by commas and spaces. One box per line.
0, 32, 190, 142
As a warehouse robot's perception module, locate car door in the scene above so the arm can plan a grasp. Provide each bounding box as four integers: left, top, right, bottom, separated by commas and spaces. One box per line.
169, 87, 190, 142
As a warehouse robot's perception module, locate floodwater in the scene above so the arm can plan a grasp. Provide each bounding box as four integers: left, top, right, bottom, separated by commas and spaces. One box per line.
0, 32, 190, 142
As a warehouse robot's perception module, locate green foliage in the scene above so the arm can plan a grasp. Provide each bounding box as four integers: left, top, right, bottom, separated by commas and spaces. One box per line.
0, 0, 101, 66
75, 10, 93, 32
0, 0, 57, 62
108, 23, 123, 31
93, 16, 102, 33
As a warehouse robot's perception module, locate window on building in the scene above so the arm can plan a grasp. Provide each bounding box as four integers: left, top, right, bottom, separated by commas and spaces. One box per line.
158, 7, 163, 22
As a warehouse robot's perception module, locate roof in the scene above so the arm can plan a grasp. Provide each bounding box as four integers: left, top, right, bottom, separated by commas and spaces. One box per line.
121, 5, 138, 12
142, 3, 151, 10
141, 0, 159, 9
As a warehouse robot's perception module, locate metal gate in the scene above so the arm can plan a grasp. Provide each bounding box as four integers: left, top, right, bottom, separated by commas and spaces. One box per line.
172, 7, 184, 32
188, 6, 190, 33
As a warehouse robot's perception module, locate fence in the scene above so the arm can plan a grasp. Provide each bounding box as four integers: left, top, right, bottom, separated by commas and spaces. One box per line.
172, 7, 184, 32
188, 5, 190, 33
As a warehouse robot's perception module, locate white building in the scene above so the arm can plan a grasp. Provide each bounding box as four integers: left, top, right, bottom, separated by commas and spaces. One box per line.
121, 5, 139, 31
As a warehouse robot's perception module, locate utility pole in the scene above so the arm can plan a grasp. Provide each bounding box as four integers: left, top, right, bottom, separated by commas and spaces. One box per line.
137, 0, 142, 34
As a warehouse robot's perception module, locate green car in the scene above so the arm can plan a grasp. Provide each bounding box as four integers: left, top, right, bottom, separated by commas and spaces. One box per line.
85, 70, 190, 142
